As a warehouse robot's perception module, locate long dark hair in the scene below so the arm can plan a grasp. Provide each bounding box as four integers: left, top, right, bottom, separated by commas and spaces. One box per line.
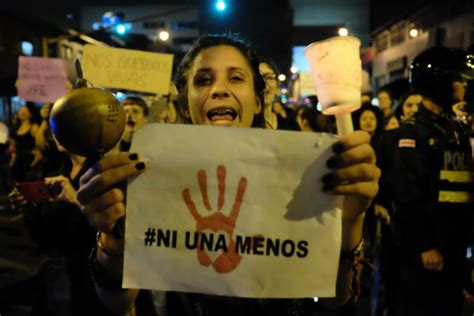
174, 34, 265, 128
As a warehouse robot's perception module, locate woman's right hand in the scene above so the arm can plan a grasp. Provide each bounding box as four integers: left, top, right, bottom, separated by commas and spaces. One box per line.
77, 152, 147, 235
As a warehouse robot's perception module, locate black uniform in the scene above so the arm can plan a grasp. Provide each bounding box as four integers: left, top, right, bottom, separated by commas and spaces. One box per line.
393, 106, 473, 316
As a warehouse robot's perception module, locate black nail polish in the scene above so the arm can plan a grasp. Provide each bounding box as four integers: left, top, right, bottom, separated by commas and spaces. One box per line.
135, 162, 146, 170
129, 153, 138, 160
326, 157, 338, 169
322, 184, 334, 192
332, 142, 344, 154
322, 173, 336, 185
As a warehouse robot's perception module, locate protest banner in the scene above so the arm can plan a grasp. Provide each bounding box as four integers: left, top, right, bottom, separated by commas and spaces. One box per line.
82, 45, 173, 94
124, 125, 343, 298
17, 56, 71, 103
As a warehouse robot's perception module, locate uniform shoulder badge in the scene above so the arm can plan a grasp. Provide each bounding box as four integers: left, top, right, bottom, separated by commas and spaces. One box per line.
399, 138, 416, 148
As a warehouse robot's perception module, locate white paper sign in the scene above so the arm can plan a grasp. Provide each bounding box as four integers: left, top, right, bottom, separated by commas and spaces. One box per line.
124, 124, 343, 298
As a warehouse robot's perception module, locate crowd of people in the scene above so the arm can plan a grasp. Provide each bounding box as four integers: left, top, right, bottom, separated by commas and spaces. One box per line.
0, 34, 473, 316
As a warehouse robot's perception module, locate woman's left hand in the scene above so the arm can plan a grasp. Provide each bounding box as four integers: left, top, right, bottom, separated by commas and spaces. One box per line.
322, 130, 380, 221
44, 175, 79, 206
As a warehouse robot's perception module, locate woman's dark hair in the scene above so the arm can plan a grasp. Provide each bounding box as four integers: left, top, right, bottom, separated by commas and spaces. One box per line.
383, 113, 399, 128
394, 90, 422, 120
352, 103, 384, 135
376, 88, 394, 104
300, 106, 328, 132
258, 56, 280, 77
13, 102, 40, 130
174, 34, 265, 128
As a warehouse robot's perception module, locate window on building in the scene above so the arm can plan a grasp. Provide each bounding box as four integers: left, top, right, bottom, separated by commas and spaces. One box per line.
143, 21, 165, 29
375, 31, 389, 53
390, 21, 406, 46
170, 22, 197, 30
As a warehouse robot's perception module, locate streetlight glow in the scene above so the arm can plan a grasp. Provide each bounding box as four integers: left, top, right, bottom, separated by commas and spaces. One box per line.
338, 27, 349, 37
409, 28, 418, 38
278, 74, 286, 82
115, 24, 126, 35
290, 66, 298, 74
216, 1, 226, 11
159, 30, 170, 41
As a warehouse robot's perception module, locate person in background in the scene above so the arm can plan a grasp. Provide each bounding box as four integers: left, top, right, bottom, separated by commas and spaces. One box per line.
76, 34, 380, 315
361, 92, 372, 106
8, 139, 115, 316
394, 47, 473, 316
353, 104, 384, 138
259, 58, 281, 130
377, 89, 395, 118
159, 83, 181, 124
10, 103, 40, 182
383, 114, 400, 131
296, 106, 329, 133
34, 103, 66, 177
120, 96, 149, 152
394, 92, 423, 123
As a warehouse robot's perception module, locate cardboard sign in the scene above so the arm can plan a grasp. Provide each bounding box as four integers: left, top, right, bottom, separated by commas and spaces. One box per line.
17, 56, 71, 103
0, 122, 8, 144
82, 45, 173, 94
124, 124, 343, 298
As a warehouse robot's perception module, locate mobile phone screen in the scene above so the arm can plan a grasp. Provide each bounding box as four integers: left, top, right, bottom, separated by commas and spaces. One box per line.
17, 181, 52, 201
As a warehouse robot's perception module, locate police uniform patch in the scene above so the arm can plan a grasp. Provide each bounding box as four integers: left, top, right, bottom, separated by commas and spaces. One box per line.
399, 139, 416, 148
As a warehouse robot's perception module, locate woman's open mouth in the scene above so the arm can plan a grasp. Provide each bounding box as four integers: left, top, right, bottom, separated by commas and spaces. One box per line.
206, 107, 238, 126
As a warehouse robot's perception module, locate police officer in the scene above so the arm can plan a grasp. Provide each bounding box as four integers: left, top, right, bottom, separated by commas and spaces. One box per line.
394, 47, 473, 316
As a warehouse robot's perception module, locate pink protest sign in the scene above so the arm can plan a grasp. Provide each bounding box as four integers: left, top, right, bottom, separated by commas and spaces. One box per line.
17, 56, 71, 103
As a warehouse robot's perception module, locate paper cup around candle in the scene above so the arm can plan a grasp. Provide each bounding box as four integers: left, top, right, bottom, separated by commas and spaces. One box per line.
304, 36, 362, 116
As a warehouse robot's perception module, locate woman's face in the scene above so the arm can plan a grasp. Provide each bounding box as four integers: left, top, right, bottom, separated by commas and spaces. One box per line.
18, 106, 31, 121
402, 94, 422, 119
359, 110, 377, 134
377, 91, 392, 113
40, 104, 51, 119
259, 62, 279, 106
186, 45, 261, 128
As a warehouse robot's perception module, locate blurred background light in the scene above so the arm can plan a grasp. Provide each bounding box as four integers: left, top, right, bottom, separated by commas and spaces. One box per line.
21, 41, 33, 56
338, 27, 349, 36
159, 30, 170, 41
409, 28, 419, 38
115, 24, 126, 35
216, 1, 226, 11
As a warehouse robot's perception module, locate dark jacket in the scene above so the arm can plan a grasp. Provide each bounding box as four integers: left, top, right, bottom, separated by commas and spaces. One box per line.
393, 106, 472, 268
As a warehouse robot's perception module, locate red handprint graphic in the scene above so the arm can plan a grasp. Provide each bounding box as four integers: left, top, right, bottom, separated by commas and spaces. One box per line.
182, 165, 247, 273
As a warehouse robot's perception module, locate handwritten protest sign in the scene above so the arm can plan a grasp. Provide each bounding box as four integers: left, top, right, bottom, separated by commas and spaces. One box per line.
82, 45, 173, 94
0, 122, 8, 144
124, 125, 343, 298
17, 56, 71, 103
